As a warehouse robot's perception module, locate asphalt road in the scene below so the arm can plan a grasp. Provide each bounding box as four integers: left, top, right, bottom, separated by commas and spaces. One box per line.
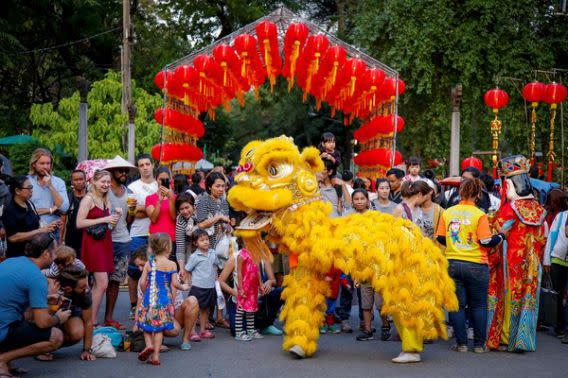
19, 292, 567, 378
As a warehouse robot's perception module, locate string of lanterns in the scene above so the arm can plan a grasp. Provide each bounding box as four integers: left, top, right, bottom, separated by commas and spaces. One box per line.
484, 81, 566, 181
152, 20, 406, 175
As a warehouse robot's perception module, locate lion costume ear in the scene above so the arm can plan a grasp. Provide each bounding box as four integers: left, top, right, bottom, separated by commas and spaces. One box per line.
300, 147, 324, 173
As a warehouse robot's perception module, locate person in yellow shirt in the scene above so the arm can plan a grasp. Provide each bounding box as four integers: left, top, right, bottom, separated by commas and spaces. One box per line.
436, 178, 506, 353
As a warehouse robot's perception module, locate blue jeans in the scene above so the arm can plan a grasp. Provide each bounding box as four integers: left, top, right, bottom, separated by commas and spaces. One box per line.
448, 260, 489, 347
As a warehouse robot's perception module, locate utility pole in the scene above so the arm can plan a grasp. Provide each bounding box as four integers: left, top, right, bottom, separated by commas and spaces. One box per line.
450, 84, 462, 176
122, 0, 135, 163
77, 76, 90, 162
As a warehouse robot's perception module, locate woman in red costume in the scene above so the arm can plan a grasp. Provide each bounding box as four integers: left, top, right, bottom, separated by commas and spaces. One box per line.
487, 155, 547, 352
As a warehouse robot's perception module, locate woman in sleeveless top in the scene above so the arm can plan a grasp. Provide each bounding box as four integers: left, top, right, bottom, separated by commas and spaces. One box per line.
76, 170, 120, 324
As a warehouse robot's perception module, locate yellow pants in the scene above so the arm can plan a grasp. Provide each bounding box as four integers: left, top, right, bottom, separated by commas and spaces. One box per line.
393, 318, 423, 353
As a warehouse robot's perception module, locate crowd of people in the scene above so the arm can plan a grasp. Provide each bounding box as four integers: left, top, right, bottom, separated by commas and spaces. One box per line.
0, 134, 566, 373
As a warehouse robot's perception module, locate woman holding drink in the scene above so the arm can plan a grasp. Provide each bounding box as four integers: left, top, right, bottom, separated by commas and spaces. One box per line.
76, 170, 120, 325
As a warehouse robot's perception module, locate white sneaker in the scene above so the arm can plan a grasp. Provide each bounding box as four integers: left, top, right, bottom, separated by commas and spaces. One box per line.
289, 345, 305, 359
392, 352, 421, 363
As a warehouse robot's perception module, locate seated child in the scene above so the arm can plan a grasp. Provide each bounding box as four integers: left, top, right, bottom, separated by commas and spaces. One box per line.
318, 132, 341, 172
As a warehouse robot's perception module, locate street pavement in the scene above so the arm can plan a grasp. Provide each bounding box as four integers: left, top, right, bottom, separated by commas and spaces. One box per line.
20, 292, 567, 378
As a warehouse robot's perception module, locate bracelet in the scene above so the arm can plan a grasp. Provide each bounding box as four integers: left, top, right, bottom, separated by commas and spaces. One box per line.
83, 348, 93, 353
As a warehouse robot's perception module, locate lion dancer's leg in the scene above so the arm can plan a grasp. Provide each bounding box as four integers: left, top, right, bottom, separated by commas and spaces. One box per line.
280, 263, 328, 358
392, 318, 423, 363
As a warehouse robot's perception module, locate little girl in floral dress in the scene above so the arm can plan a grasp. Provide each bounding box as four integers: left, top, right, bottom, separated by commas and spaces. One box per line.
137, 233, 188, 365
234, 248, 263, 341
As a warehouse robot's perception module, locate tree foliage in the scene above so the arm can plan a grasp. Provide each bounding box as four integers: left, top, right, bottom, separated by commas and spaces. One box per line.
349, 0, 567, 171
29, 71, 162, 160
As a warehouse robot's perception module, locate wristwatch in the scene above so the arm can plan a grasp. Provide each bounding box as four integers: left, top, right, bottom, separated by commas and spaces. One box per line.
83, 348, 93, 353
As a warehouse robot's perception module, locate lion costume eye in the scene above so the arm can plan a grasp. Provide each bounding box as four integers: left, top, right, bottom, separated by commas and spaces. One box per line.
267, 163, 292, 179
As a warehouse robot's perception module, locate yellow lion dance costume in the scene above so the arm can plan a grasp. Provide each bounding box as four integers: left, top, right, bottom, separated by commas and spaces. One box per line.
228, 136, 458, 363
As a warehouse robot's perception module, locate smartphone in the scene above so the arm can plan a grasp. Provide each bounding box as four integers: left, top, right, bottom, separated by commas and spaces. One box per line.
60, 298, 72, 311
161, 178, 170, 188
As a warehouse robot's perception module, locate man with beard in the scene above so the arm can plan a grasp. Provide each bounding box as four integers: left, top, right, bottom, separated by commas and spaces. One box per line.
28, 149, 69, 241
57, 267, 96, 361
103, 156, 136, 329
60, 170, 87, 257
0, 233, 70, 376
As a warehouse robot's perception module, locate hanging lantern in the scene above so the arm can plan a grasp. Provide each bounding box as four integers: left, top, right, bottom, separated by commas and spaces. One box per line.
461, 156, 483, 172
354, 148, 403, 167
362, 68, 386, 111
382, 77, 406, 101
522, 81, 546, 164
311, 45, 347, 110
542, 82, 567, 181
297, 34, 329, 101
484, 87, 509, 177
483, 88, 509, 112
154, 70, 172, 90
151, 143, 203, 164
282, 22, 309, 91
154, 108, 205, 138
255, 21, 281, 92
212, 44, 245, 107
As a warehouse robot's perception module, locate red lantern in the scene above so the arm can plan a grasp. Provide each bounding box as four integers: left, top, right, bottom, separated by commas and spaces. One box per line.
154, 70, 172, 90
282, 22, 309, 90
484, 88, 509, 110
297, 34, 329, 100
543, 82, 568, 105
151, 143, 203, 164
354, 148, 403, 167
522, 81, 545, 103
461, 156, 483, 172
255, 21, 281, 91
382, 77, 405, 101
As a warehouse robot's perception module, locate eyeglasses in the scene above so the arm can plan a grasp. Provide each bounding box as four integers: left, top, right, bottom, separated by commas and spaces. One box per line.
19, 186, 34, 191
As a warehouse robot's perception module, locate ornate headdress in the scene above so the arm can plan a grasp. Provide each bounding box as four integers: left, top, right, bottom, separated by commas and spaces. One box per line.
497, 155, 530, 178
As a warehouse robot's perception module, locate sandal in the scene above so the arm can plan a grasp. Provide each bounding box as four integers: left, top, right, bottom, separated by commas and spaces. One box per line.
205, 322, 215, 330
104, 320, 126, 330
147, 359, 161, 366
137, 347, 154, 361
190, 332, 201, 342
34, 353, 54, 361
215, 319, 230, 329
200, 330, 215, 339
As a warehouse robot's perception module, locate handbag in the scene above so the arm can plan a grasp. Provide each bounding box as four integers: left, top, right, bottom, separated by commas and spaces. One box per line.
538, 273, 558, 326
90, 334, 117, 358
86, 223, 108, 240
215, 233, 231, 260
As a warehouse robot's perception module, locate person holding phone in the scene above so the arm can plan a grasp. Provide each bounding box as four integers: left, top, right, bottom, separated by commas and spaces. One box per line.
27, 148, 69, 242
146, 167, 177, 261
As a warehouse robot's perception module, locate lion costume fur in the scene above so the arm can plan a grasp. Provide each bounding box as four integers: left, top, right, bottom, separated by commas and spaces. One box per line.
227, 135, 458, 357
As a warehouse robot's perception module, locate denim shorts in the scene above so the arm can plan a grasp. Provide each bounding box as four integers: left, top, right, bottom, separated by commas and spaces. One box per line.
109, 241, 130, 283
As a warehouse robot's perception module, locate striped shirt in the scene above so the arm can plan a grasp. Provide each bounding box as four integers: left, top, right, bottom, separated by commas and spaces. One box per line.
195, 194, 229, 248
175, 214, 197, 265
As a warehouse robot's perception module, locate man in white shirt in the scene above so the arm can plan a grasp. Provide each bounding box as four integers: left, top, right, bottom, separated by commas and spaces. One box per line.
126, 154, 157, 317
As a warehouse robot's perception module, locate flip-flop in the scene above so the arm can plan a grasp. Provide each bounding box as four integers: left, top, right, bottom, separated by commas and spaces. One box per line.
137, 347, 154, 361
215, 319, 230, 329
146, 359, 161, 366
33, 353, 54, 362
104, 320, 126, 330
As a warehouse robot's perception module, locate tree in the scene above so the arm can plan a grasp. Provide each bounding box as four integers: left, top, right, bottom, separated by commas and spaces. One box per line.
29, 71, 162, 161
348, 0, 567, 173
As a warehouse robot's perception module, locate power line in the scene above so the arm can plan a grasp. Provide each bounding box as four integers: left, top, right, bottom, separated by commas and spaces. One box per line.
8, 27, 122, 56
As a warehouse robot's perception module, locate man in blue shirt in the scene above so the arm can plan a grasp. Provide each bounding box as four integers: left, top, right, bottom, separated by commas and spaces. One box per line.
28, 148, 69, 241
0, 233, 70, 376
